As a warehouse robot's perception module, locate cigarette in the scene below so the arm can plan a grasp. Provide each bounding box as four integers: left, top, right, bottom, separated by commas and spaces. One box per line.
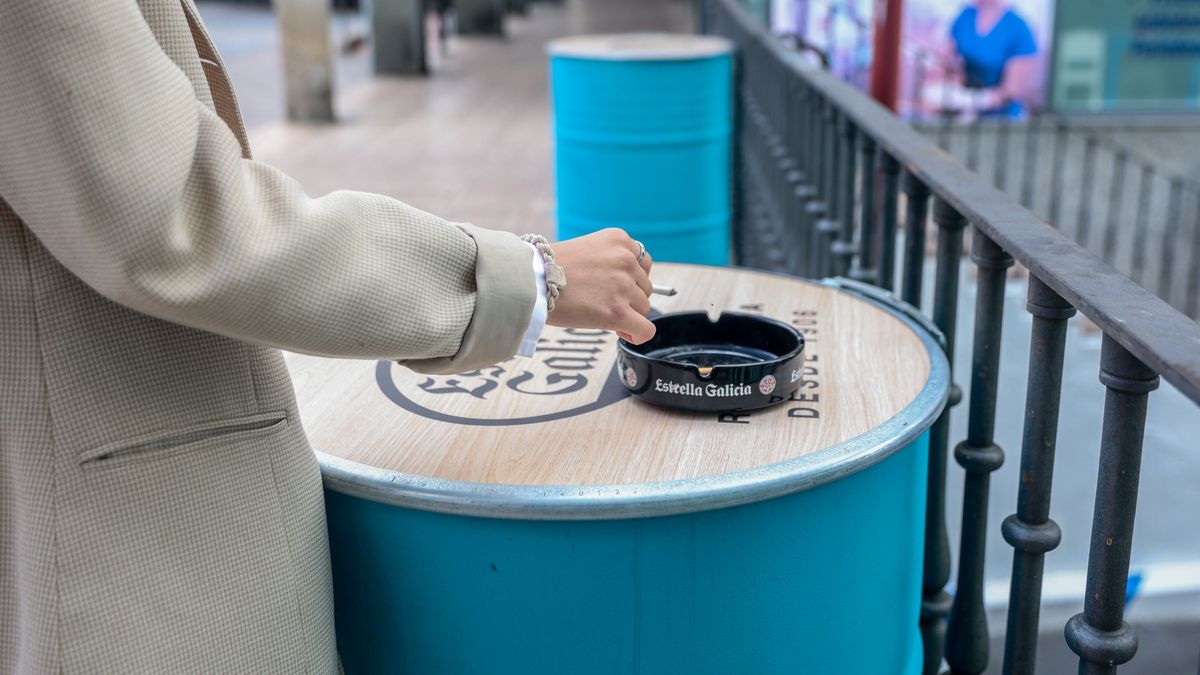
652, 284, 678, 296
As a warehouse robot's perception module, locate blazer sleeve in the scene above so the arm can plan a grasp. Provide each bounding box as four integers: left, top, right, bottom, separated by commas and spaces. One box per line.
0, 0, 535, 374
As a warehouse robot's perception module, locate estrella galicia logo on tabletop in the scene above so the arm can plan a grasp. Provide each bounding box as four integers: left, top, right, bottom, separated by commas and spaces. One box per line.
375, 328, 630, 426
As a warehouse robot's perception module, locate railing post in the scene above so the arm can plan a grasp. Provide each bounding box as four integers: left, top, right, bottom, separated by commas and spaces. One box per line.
832, 117, 858, 276
1189, 195, 1200, 319
818, 101, 840, 277
1157, 179, 1183, 306
1129, 165, 1153, 285
791, 84, 818, 276
967, 119, 982, 172
901, 172, 931, 309
1019, 114, 1040, 209
851, 134, 878, 283
1077, 137, 1098, 247
730, 32, 746, 266
1047, 120, 1068, 227
1001, 276, 1074, 675
920, 196, 967, 675
1102, 150, 1128, 263
807, 96, 831, 276
878, 152, 901, 291
945, 230, 1012, 674
1065, 336, 1159, 674
994, 116, 1010, 191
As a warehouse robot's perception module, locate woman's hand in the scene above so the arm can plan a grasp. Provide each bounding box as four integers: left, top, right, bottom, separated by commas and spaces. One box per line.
548, 228, 655, 344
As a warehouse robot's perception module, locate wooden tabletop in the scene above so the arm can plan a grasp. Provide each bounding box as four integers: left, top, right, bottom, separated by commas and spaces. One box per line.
286, 264, 931, 487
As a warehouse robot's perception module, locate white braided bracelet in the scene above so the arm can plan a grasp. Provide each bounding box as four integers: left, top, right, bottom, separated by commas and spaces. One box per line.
520, 234, 567, 313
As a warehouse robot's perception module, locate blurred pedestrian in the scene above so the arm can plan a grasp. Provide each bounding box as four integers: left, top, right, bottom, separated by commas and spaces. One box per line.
948, 0, 1038, 117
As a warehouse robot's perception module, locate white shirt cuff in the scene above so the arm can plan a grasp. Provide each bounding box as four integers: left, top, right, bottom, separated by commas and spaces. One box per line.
518, 243, 548, 357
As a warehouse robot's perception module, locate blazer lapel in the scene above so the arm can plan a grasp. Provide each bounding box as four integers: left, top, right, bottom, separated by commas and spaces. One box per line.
179, 0, 253, 159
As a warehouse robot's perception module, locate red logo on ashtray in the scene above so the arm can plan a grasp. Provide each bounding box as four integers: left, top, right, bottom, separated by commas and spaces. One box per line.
758, 374, 776, 395
624, 366, 638, 388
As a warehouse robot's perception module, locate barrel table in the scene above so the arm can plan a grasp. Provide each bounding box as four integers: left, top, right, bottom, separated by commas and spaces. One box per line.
549, 34, 733, 265
285, 264, 949, 675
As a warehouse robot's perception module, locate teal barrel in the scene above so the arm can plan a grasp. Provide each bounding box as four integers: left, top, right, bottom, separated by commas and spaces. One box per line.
549, 34, 733, 265
297, 267, 950, 675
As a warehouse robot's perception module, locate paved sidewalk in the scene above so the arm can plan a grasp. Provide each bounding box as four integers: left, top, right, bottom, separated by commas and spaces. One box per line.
199, 0, 693, 238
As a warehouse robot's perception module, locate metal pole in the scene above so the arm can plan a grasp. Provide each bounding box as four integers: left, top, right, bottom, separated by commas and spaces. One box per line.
1065, 337, 1159, 674
277, 0, 336, 122
456, 0, 505, 35
868, 0, 904, 111
946, 231, 1013, 674
372, 0, 428, 75
1001, 276, 1074, 675
921, 196, 968, 675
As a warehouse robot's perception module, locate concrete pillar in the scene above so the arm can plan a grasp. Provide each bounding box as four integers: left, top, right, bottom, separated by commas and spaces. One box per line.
372, 0, 428, 75
277, 0, 335, 122
456, 0, 505, 35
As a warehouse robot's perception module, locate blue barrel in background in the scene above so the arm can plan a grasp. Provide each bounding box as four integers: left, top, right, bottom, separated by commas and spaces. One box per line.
549, 34, 733, 265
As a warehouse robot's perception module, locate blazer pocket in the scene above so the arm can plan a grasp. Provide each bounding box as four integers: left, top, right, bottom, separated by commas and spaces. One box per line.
79, 412, 289, 470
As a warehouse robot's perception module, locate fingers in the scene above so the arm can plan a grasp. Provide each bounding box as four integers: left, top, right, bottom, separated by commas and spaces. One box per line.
630, 288, 651, 316
616, 306, 656, 344
638, 249, 653, 275
632, 267, 652, 297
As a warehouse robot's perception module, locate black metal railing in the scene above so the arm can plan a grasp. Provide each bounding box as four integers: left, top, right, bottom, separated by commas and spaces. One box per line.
704, 0, 1200, 673
926, 114, 1200, 320
768, 21, 1200, 321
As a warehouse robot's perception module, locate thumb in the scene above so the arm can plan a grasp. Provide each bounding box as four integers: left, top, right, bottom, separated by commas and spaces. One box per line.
616, 307, 656, 345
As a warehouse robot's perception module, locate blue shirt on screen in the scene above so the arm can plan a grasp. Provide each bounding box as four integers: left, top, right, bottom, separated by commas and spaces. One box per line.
950, 7, 1037, 89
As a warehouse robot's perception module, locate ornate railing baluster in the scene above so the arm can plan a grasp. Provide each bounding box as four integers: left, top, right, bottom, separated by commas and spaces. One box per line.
967, 120, 982, 172
1047, 120, 1068, 227
851, 135, 878, 283
920, 196, 967, 675
1065, 337, 1159, 675
878, 152, 900, 291
792, 82, 820, 276
818, 101, 840, 277
1102, 150, 1127, 263
1077, 136, 1098, 246
807, 96, 831, 276
994, 116, 1010, 191
1156, 178, 1183, 307
901, 172, 930, 309
945, 230, 1011, 675
1129, 165, 1153, 286
1187, 193, 1200, 319
832, 117, 858, 276
1019, 115, 1039, 209
1001, 276, 1074, 675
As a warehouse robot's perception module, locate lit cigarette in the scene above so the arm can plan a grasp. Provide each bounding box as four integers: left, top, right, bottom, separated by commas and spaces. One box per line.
652, 284, 678, 296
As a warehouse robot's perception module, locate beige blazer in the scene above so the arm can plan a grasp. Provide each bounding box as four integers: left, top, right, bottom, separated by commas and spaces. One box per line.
0, 0, 535, 672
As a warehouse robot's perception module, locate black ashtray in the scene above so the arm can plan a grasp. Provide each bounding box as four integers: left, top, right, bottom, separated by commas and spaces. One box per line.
616, 311, 806, 412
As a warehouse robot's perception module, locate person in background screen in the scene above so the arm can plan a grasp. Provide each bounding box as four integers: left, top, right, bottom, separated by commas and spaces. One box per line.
949, 0, 1038, 117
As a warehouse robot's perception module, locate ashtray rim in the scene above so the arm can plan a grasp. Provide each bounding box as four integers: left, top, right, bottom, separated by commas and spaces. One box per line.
616, 310, 806, 376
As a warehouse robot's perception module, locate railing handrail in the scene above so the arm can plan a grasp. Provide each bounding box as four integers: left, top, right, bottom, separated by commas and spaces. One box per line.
721, 0, 1200, 404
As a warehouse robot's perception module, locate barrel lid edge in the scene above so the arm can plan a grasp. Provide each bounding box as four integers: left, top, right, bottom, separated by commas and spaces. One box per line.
317, 281, 950, 521
547, 33, 733, 61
